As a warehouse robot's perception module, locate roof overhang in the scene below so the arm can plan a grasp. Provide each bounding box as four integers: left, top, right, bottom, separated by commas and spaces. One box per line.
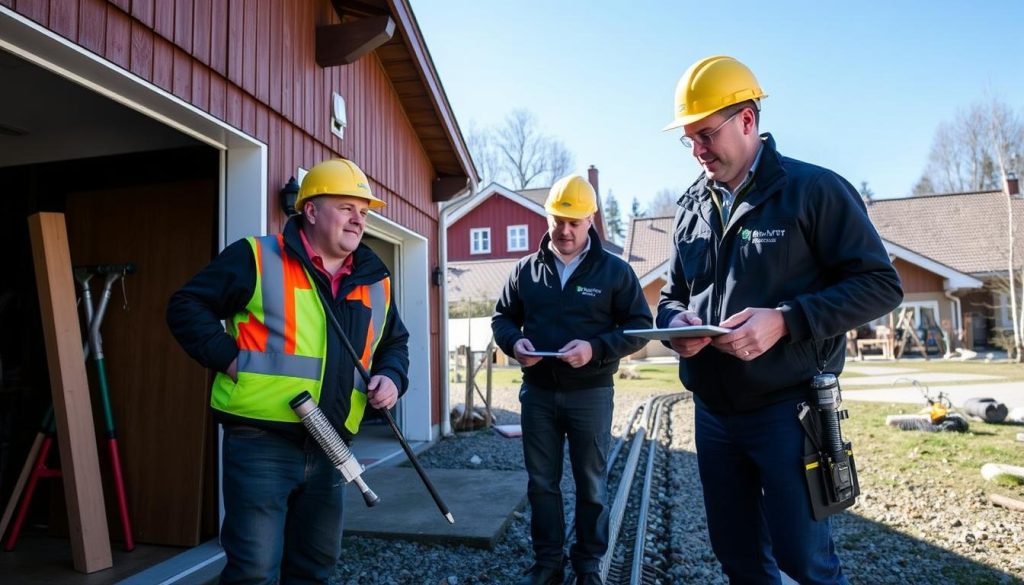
445, 182, 547, 226
324, 0, 478, 201
883, 239, 984, 290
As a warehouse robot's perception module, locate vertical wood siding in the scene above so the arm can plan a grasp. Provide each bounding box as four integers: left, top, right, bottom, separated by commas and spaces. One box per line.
892, 258, 945, 294
9, 0, 448, 450
448, 195, 549, 261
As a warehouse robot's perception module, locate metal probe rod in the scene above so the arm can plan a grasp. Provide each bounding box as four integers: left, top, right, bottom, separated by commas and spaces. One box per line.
313, 284, 455, 524
290, 392, 379, 507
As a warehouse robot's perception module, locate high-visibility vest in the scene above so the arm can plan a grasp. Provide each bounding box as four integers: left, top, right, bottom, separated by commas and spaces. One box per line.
211, 234, 391, 434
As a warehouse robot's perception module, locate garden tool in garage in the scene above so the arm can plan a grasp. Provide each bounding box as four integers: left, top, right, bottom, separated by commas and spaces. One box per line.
5, 264, 138, 551
75, 263, 136, 551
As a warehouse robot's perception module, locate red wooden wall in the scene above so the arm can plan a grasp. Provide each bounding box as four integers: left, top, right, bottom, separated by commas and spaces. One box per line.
4, 0, 446, 423
892, 258, 945, 294
448, 195, 549, 261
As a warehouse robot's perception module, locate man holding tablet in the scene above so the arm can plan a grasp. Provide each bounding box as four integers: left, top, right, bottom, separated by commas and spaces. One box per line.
657, 56, 901, 583
492, 174, 651, 585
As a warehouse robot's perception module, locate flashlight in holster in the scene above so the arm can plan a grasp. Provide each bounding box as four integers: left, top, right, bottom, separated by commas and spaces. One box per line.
810, 374, 855, 504
290, 391, 380, 507
798, 373, 859, 520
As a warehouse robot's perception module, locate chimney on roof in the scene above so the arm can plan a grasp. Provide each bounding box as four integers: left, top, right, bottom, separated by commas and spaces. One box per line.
1006, 171, 1020, 198
587, 165, 607, 241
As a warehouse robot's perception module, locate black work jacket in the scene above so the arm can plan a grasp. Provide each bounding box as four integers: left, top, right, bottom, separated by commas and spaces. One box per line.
657, 134, 903, 413
492, 226, 652, 390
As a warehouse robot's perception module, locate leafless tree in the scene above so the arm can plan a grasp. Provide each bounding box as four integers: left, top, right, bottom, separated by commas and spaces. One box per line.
647, 188, 682, 217
989, 99, 1024, 361
466, 121, 500, 188
466, 109, 576, 190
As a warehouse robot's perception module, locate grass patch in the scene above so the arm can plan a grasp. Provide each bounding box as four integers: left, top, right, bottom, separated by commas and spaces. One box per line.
843, 400, 1024, 501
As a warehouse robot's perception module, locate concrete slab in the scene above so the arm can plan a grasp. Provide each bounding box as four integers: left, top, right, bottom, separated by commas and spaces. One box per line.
841, 372, 1001, 387
343, 467, 528, 549
844, 381, 1024, 409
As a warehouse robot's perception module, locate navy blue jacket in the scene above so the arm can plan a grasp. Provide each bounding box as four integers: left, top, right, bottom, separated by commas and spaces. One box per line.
657, 134, 902, 413
493, 226, 652, 390
167, 216, 410, 441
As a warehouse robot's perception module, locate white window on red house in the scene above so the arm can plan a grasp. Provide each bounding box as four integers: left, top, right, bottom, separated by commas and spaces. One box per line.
507, 225, 528, 252
470, 228, 491, 254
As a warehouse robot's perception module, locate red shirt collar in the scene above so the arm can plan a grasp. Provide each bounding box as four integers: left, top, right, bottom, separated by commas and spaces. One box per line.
299, 229, 354, 296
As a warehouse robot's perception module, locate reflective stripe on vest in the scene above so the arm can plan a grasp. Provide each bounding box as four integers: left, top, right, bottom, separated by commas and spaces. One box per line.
343, 278, 391, 434
210, 235, 327, 422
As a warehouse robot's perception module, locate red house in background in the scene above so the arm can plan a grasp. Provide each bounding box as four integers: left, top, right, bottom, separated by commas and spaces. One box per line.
446, 165, 609, 262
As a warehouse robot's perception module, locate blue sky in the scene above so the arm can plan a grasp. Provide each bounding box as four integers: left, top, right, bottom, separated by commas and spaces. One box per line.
411, 0, 1024, 212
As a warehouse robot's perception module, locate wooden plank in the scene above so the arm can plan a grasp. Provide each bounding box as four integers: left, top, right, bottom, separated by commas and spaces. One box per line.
108, 0, 128, 13
153, 0, 173, 41
209, 0, 227, 75
208, 72, 226, 121
77, 0, 106, 56
48, 0, 78, 41
225, 0, 243, 84
279, 0, 292, 120
173, 0, 193, 53
172, 46, 191, 102
130, 0, 154, 29
129, 20, 154, 81
14, 0, 47, 25
254, 0, 269, 104
192, 64, 209, 112
27, 212, 112, 573
267, 0, 281, 112
151, 35, 174, 92
241, 0, 256, 95
192, 0, 211, 66
105, 5, 131, 70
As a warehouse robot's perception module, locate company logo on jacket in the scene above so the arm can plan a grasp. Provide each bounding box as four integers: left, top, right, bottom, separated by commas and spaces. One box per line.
739, 226, 786, 244
576, 285, 602, 297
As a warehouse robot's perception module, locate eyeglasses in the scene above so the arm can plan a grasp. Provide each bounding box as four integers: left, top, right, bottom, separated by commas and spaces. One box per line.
678, 111, 740, 148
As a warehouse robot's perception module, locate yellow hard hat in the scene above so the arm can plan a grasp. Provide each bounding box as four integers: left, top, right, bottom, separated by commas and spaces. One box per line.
295, 158, 386, 211
545, 175, 598, 220
662, 55, 767, 131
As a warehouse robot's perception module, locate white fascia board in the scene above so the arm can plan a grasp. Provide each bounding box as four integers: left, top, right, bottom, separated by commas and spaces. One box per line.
882, 239, 983, 290
445, 183, 546, 226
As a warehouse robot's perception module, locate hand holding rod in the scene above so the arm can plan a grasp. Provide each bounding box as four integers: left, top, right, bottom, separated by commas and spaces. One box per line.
290, 391, 379, 507
313, 284, 455, 524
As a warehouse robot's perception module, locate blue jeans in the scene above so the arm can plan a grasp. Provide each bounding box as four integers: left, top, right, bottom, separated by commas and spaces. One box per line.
519, 383, 613, 574
220, 425, 345, 585
694, 396, 848, 585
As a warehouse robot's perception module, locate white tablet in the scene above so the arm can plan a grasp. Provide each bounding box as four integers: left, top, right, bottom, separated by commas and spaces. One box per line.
519, 350, 565, 357
624, 325, 732, 341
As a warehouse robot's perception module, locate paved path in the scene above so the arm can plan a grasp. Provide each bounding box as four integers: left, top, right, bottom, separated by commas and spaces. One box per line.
842, 372, 1002, 387
844, 381, 1024, 409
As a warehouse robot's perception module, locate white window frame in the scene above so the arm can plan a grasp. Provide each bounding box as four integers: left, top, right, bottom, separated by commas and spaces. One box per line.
899, 300, 941, 329
470, 227, 491, 254
507, 224, 528, 252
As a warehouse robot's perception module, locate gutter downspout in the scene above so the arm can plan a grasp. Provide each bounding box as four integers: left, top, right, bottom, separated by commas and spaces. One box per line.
437, 182, 476, 437
944, 287, 963, 351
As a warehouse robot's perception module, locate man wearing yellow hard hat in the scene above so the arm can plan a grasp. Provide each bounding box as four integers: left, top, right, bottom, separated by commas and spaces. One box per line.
167, 158, 409, 584
492, 175, 651, 585
657, 56, 902, 583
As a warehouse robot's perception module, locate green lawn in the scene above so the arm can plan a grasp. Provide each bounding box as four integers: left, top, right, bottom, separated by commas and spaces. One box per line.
466, 360, 1024, 503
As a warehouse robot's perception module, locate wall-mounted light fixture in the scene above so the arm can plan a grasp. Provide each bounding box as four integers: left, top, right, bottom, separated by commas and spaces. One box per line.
431, 266, 443, 287
280, 176, 301, 216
